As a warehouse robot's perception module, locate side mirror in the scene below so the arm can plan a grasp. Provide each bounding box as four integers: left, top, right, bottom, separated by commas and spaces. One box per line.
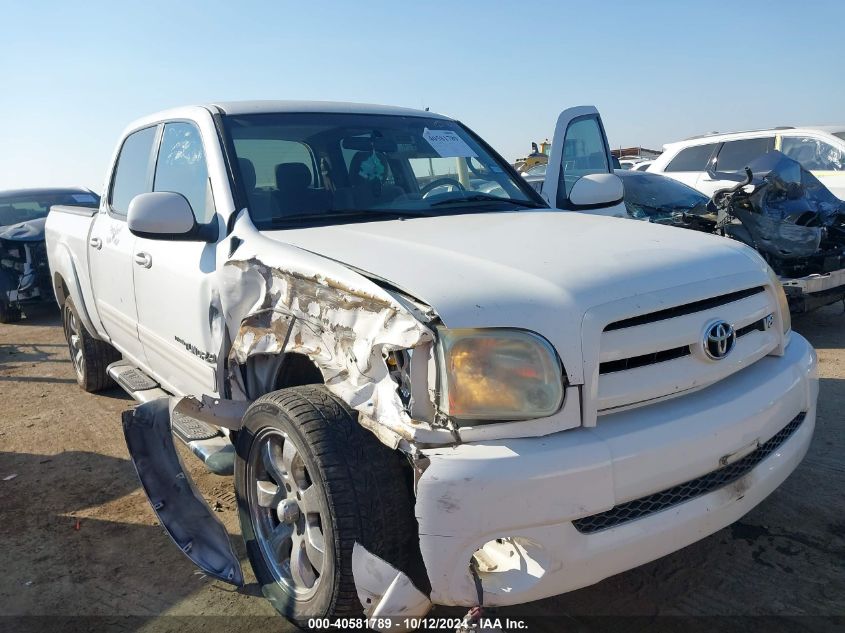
568, 173, 624, 208
127, 192, 214, 241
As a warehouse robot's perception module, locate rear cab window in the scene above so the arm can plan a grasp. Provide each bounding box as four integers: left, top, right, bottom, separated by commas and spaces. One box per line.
715, 137, 775, 172
664, 143, 718, 172
109, 126, 158, 216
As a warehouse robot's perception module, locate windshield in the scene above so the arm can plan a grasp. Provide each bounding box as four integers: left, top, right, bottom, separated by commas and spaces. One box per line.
0, 190, 99, 226
619, 171, 709, 220
224, 112, 545, 228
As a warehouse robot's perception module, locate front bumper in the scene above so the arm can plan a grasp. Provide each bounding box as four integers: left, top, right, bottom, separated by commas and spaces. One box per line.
416, 333, 818, 607
782, 268, 845, 312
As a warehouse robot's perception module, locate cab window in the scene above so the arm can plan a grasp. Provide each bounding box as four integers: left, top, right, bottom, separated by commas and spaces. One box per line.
153, 122, 215, 223
109, 126, 157, 216
715, 137, 775, 172
781, 136, 845, 171
664, 143, 718, 172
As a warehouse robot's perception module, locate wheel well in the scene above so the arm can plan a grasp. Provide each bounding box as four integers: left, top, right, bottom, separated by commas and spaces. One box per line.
276, 352, 324, 389
53, 274, 69, 307
242, 352, 324, 399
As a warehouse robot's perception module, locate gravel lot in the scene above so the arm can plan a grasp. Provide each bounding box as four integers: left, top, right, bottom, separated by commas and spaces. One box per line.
1, 306, 843, 632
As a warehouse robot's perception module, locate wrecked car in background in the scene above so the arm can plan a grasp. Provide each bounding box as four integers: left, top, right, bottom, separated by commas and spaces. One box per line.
706, 152, 845, 312
526, 159, 845, 313
0, 187, 99, 322
46, 102, 817, 632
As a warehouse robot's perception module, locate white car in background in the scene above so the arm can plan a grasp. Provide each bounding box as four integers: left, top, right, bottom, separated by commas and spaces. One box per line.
650, 126, 845, 199
618, 158, 652, 170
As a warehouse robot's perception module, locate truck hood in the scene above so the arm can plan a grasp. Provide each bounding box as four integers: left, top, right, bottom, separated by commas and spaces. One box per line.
0, 217, 46, 242
261, 210, 767, 383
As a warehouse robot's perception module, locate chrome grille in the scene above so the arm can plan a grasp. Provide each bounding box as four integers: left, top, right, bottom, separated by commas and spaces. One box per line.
572, 413, 805, 534
599, 315, 772, 375
595, 284, 778, 412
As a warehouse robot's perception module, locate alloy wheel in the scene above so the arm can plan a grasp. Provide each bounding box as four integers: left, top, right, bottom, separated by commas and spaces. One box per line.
247, 427, 328, 598
64, 307, 84, 380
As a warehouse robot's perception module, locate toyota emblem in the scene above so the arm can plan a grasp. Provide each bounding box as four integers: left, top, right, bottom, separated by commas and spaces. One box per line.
703, 320, 736, 360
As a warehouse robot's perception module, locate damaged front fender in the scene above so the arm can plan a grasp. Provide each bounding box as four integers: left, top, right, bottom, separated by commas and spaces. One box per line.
218, 213, 450, 447
122, 398, 244, 585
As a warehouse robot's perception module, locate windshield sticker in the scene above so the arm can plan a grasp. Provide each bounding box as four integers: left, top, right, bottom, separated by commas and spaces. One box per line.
422, 128, 477, 158
72, 194, 97, 203
359, 152, 386, 181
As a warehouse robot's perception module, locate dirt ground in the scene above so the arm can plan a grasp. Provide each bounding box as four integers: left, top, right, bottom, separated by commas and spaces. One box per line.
0, 306, 843, 632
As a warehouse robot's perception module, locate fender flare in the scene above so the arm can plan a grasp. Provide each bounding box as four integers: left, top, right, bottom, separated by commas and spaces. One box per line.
51, 242, 101, 338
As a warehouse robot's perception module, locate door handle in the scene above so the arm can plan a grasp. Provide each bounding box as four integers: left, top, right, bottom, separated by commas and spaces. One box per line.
134, 252, 152, 268
89, 237, 102, 250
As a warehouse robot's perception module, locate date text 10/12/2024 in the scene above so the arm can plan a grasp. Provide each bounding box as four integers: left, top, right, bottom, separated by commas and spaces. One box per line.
307, 617, 529, 630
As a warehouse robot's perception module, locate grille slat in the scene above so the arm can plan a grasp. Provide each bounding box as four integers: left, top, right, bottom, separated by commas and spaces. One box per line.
605, 286, 765, 332
572, 413, 806, 534
599, 315, 770, 375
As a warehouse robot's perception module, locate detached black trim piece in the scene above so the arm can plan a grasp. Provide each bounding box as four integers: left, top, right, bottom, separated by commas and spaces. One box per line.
572, 413, 806, 534
605, 286, 766, 331
122, 398, 243, 585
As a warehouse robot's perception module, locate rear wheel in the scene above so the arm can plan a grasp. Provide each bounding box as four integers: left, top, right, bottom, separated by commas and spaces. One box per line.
62, 298, 119, 392
235, 385, 418, 629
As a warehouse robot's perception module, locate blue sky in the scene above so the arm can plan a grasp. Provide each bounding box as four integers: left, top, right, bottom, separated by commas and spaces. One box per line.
2, 0, 843, 190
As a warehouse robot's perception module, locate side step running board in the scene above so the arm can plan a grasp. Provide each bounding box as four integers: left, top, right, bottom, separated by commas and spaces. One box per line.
108, 361, 168, 403
172, 410, 236, 476
108, 361, 236, 476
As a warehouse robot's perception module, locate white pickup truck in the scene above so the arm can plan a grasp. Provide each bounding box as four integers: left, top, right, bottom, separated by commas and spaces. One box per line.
46, 101, 818, 630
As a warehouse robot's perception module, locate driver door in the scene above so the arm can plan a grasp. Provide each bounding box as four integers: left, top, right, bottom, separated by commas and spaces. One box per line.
542, 106, 625, 217
132, 120, 221, 397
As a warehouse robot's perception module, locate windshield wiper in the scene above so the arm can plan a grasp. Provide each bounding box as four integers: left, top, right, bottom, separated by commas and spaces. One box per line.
267, 209, 432, 225
429, 194, 544, 209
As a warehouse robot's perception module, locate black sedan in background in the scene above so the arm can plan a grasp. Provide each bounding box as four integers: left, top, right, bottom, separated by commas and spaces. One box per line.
0, 187, 99, 322
615, 168, 711, 224
523, 167, 712, 225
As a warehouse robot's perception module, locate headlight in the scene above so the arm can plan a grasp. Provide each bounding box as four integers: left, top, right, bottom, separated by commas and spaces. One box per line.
436, 328, 564, 421
767, 266, 791, 335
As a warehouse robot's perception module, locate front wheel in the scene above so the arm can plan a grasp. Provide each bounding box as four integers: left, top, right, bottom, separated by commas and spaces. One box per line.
235, 385, 419, 629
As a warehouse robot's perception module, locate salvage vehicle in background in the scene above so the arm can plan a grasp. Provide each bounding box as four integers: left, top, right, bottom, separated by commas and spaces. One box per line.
704, 152, 845, 312
649, 125, 845, 200
47, 101, 816, 632
0, 187, 99, 322
525, 164, 845, 313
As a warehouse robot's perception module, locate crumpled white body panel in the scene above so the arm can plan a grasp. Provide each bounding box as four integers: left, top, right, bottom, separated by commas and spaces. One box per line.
218, 212, 436, 444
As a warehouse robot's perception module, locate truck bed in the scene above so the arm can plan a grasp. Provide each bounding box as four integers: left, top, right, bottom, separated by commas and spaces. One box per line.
45, 204, 102, 331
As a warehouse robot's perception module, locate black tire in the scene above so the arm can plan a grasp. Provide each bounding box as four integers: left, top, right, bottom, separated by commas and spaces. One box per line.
0, 298, 22, 323
235, 385, 418, 629
62, 297, 120, 392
